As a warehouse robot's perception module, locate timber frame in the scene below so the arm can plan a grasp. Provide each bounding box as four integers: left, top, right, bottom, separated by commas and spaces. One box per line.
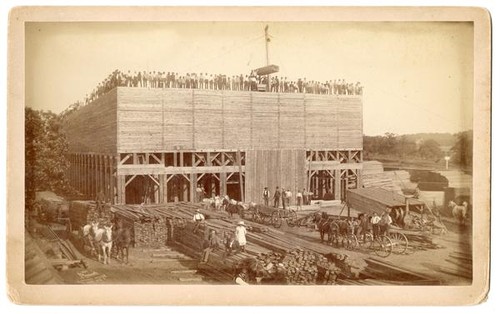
306, 149, 363, 201
68, 150, 246, 204
68, 149, 362, 205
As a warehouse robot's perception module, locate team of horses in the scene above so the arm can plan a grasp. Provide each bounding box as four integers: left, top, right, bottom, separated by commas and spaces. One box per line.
312, 212, 353, 245
80, 218, 132, 264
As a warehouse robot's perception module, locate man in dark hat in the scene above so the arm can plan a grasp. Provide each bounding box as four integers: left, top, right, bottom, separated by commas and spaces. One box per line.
273, 187, 281, 208
262, 187, 270, 207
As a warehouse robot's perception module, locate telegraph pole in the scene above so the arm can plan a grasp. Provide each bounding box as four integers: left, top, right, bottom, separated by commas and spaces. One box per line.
265, 25, 270, 91
265, 25, 270, 66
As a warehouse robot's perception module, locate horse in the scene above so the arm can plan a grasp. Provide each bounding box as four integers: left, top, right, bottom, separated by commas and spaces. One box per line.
113, 219, 132, 264
80, 223, 97, 256
226, 199, 244, 218
90, 222, 114, 264
449, 201, 468, 225
313, 212, 336, 244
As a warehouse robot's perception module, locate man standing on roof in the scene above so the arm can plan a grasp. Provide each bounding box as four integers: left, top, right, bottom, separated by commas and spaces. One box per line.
192, 209, 205, 234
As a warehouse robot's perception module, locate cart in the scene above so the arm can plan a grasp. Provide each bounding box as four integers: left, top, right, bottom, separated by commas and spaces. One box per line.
249, 205, 297, 228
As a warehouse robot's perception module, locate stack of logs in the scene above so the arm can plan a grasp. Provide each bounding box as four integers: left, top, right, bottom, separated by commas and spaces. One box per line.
255, 249, 343, 285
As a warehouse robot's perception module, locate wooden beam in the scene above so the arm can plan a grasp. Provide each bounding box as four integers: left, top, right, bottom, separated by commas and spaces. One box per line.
117, 165, 246, 176
221, 153, 226, 196
237, 150, 245, 202
334, 169, 341, 200
118, 175, 126, 204
147, 174, 160, 186
125, 175, 137, 187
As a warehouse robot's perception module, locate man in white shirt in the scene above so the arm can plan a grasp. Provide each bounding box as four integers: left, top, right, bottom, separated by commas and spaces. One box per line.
192, 209, 205, 234
370, 212, 381, 238
235, 221, 247, 252
296, 191, 303, 210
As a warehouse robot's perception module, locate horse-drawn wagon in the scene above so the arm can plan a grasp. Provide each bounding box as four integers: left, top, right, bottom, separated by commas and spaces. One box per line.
247, 205, 298, 228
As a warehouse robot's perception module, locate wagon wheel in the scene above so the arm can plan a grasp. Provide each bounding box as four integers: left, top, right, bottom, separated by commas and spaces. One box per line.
286, 210, 298, 227
251, 212, 260, 223
262, 214, 272, 225
389, 231, 409, 255
374, 235, 393, 258
271, 211, 282, 228
359, 232, 374, 250
345, 234, 359, 251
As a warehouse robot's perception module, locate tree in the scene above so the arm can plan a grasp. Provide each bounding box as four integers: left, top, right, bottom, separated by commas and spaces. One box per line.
450, 130, 473, 169
417, 139, 444, 160
25, 108, 74, 202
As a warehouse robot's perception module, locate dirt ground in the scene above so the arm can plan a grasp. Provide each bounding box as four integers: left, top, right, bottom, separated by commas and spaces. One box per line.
32, 205, 471, 285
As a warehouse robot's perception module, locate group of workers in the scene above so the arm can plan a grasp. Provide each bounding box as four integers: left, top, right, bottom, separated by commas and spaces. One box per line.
353, 207, 394, 239
263, 187, 312, 210
82, 69, 363, 106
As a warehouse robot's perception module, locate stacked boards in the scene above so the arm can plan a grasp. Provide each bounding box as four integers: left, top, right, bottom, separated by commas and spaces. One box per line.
62, 89, 117, 154
362, 161, 402, 193
107, 87, 363, 153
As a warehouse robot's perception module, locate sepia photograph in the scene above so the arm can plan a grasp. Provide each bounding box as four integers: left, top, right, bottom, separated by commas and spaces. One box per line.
6, 6, 491, 305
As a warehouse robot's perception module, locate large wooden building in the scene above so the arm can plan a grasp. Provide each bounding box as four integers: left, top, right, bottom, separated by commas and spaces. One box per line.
63, 87, 363, 205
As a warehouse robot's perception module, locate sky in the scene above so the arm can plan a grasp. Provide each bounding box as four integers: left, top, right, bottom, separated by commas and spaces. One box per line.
25, 21, 473, 136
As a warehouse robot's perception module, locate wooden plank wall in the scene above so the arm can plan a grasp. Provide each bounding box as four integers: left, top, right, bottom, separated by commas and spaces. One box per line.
305, 95, 337, 149
223, 91, 251, 149
245, 149, 306, 203
112, 88, 363, 153
62, 89, 117, 154
337, 97, 363, 149
117, 89, 163, 152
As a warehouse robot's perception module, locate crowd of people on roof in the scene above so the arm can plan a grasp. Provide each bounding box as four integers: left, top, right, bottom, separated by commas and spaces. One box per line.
84, 69, 363, 105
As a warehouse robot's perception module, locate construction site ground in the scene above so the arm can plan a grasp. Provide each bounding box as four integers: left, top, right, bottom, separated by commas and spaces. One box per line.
28, 203, 471, 285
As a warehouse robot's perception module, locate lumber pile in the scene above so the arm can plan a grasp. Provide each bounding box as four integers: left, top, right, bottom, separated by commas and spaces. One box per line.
444, 251, 472, 279
362, 161, 402, 193
356, 257, 441, 285
254, 249, 347, 285
69, 201, 113, 230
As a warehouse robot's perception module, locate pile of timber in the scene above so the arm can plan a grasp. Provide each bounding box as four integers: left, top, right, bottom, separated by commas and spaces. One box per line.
69, 201, 113, 230
349, 257, 441, 285
111, 204, 168, 248
443, 251, 472, 279
255, 249, 343, 285
35, 191, 69, 215
151, 202, 359, 285
362, 161, 402, 193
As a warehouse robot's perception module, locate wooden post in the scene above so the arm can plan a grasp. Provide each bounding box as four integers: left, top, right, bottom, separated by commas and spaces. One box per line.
113, 155, 120, 204
334, 169, 341, 200
237, 150, 245, 202
117, 175, 126, 204
94, 154, 98, 199
190, 153, 196, 202
356, 169, 362, 189
86, 154, 90, 198
159, 174, 165, 203
220, 152, 226, 197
